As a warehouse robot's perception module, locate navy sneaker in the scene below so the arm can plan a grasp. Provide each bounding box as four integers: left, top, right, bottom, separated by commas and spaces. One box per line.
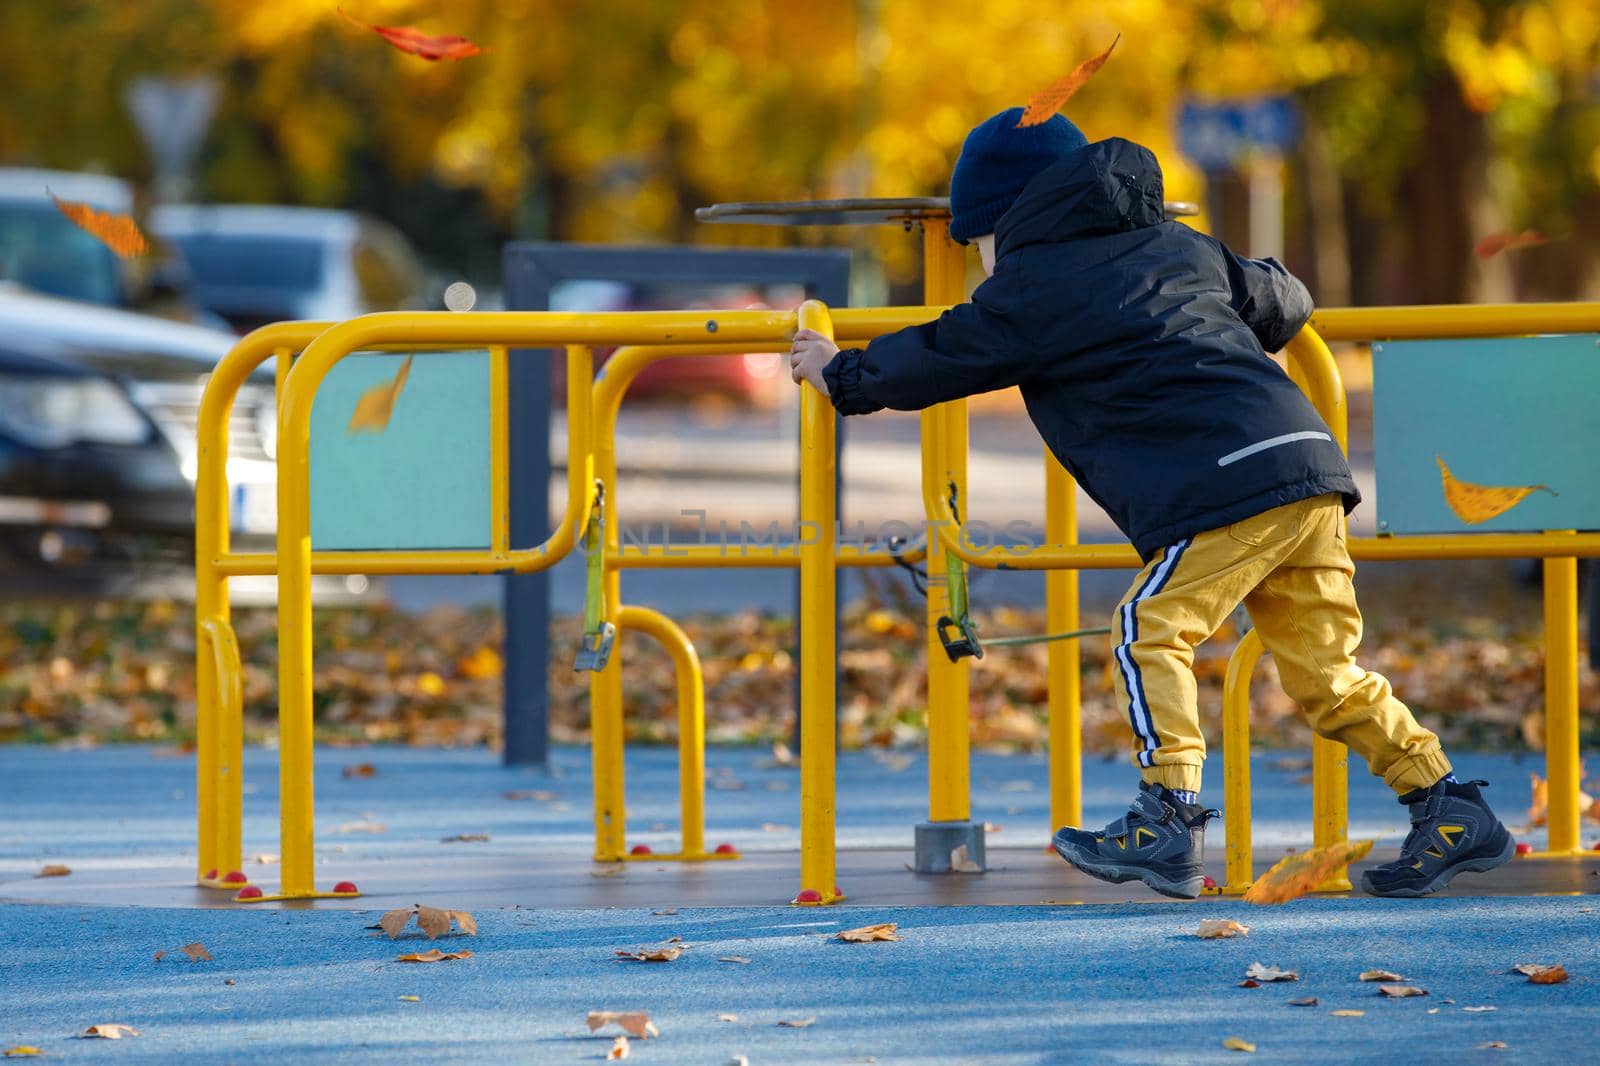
1052, 783, 1217, 899
1360, 778, 1515, 898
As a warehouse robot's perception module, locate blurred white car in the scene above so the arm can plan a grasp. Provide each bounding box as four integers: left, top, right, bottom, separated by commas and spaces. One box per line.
149, 204, 426, 332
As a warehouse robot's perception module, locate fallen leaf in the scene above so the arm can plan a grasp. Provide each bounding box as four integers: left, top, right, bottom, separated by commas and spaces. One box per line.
1462, 1006, 1498, 1012
441, 834, 490, 843
1238, 979, 1261, 988
777, 1018, 815, 1028
588, 1012, 659, 1039
1018, 35, 1120, 127
1359, 969, 1406, 982
50, 194, 148, 258
347, 355, 413, 434
396, 949, 472, 963
1437, 457, 1556, 525
1527, 965, 1568, 985
1330, 1009, 1365, 1017
181, 942, 212, 962
224, 979, 235, 986
1222, 1037, 1256, 1053
652, 909, 678, 916
717, 1014, 739, 1023
1287, 997, 1318, 1007
718, 956, 752, 965
379, 908, 413, 939
836, 923, 900, 943
4, 1048, 43, 1057
950, 845, 982, 873
608, 1035, 630, 1060
451, 911, 478, 936
337, 8, 488, 61
416, 906, 453, 939
1477, 1042, 1508, 1050
1378, 984, 1428, 998
36, 864, 70, 878
80, 1024, 139, 1039
1244, 962, 1298, 983
252, 853, 278, 865
1474, 230, 1547, 259
1244, 839, 1374, 904
342, 762, 377, 778
615, 947, 683, 962
153, 950, 167, 962
1197, 919, 1250, 939
398, 995, 419, 1002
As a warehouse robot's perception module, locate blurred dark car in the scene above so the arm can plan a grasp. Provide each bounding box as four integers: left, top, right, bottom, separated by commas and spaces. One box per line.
0, 283, 275, 577
149, 204, 427, 333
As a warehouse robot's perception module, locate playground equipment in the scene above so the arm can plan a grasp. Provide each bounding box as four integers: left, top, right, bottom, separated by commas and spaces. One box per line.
192, 248, 1599, 903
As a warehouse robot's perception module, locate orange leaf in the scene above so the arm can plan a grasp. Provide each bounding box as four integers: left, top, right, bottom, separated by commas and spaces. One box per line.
80, 1024, 140, 1040
1196, 919, 1250, 939
338, 8, 487, 61
347, 355, 413, 434
1437, 456, 1556, 524
36, 864, 70, 878
396, 948, 472, 962
379, 908, 412, 939
587, 1012, 659, 1039
614, 946, 683, 962
181, 942, 213, 962
835, 922, 901, 943
1474, 230, 1547, 259
1244, 839, 1374, 904
50, 194, 148, 259
1018, 35, 1120, 128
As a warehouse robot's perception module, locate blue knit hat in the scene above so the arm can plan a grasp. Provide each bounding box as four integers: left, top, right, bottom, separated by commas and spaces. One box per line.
949, 108, 1088, 243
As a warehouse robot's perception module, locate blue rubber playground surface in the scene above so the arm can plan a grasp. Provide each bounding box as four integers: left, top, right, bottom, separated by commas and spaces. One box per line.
2, 745, 1594, 1063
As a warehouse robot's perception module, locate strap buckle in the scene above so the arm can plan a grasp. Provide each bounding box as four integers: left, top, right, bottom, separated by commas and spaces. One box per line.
574, 621, 616, 672
936, 614, 984, 662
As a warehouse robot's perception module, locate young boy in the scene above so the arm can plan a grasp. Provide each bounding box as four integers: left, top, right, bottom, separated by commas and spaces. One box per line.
788, 108, 1515, 900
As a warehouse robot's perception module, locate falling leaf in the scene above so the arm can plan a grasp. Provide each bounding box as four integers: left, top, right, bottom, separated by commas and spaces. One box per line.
1330, 1010, 1365, 1017
1288, 997, 1318, 1007
608, 1036, 630, 1060
1359, 969, 1406, 982
1462, 1006, 1498, 1012
380, 909, 413, 939
1527, 965, 1568, 985
1378, 984, 1428, 998
50, 194, 148, 259
1244, 962, 1298, 983
36, 865, 70, 878
950, 845, 982, 873
1018, 35, 1120, 128
1197, 919, 1250, 939
342, 762, 378, 778
441, 834, 490, 843
1437, 457, 1555, 525
181, 942, 212, 962
587, 1012, 658, 1039
398, 995, 419, 1002
80, 1024, 140, 1039
836, 923, 900, 943
337, 8, 488, 61
1244, 839, 1374, 904
1474, 230, 1547, 259
1222, 1037, 1256, 1053
396, 949, 472, 963
718, 956, 752, 965
347, 355, 414, 434
4, 1048, 43, 1057
615, 947, 683, 962
777, 1018, 815, 1028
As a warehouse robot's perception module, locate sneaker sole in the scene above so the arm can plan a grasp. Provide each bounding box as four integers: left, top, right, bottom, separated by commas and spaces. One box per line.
1360, 833, 1517, 899
1052, 836, 1204, 900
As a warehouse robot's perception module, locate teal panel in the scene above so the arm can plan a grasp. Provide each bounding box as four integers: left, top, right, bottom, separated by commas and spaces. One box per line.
1373, 335, 1600, 535
309, 352, 491, 550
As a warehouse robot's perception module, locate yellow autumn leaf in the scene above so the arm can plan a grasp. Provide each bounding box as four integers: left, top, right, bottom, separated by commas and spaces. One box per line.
4, 1049, 43, 1058
1437, 456, 1555, 525
835, 923, 901, 943
1244, 839, 1374, 905
1018, 35, 1121, 128
347, 355, 414, 434
1222, 1037, 1256, 1053
1196, 919, 1250, 939
396, 948, 472, 962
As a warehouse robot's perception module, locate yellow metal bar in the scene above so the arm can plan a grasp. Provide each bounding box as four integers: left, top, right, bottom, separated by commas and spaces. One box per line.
618, 605, 709, 858
1044, 449, 1082, 833
1311, 302, 1600, 341
922, 218, 972, 826
796, 300, 840, 904
1221, 629, 1264, 894
489, 345, 510, 555
590, 359, 627, 862
1543, 549, 1583, 855
608, 544, 920, 568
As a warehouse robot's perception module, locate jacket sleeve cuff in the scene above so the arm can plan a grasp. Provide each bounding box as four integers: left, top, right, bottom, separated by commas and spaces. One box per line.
821, 349, 883, 415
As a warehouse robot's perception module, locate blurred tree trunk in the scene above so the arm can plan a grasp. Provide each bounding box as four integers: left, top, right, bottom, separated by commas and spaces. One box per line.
1302, 118, 1350, 307
1405, 78, 1487, 304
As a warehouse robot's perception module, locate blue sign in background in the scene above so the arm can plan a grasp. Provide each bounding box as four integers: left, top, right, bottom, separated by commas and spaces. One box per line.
1372, 335, 1600, 535
309, 352, 492, 550
1178, 96, 1299, 169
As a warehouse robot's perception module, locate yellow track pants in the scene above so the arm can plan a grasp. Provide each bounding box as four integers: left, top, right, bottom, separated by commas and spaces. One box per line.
1111, 493, 1452, 796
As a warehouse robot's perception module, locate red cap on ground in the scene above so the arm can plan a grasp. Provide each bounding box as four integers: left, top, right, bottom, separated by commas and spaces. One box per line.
630, 844, 652, 855
714, 843, 737, 855
1203, 876, 1218, 890
221, 870, 248, 884
233, 885, 264, 900
333, 881, 358, 894
203, 869, 218, 881
793, 888, 823, 903
1515, 842, 1533, 856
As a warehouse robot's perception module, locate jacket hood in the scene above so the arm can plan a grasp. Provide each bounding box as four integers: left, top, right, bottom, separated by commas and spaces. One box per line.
995, 137, 1166, 257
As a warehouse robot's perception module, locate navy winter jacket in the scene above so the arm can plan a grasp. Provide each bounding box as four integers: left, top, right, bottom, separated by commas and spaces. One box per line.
823, 137, 1359, 560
